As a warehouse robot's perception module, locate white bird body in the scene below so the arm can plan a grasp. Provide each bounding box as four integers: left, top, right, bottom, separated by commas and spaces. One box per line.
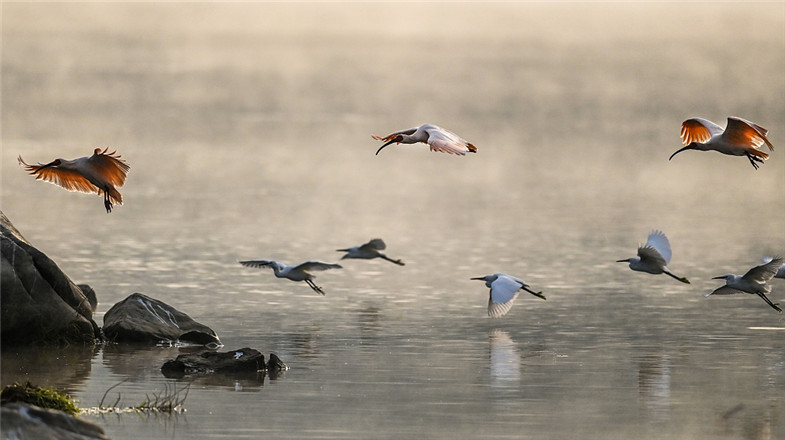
372, 124, 477, 156
669, 117, 774, 169
706, 257, 783, 312
471, 273, 545, 318
763, 257, 785, 279
336, 238, 404, 266
617, 230, 690, 283
239, 259, 342, 295
18, 147, 130, 213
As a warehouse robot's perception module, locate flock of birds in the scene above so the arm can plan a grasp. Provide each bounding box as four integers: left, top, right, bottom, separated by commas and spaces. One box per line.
16, 117, 783, 317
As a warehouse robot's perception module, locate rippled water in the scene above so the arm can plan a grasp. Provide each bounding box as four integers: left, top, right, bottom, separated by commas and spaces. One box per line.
2, 3, 784, 439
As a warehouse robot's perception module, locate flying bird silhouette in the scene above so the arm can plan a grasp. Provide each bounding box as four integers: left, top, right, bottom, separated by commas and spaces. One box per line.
471, 273, 545, 318
372, 124, 477, 156
336, 238, 404, 266
617, 230, 690, 283
18, 147, 129, 213
239, 259, 342, 295
706, 257, 783, 313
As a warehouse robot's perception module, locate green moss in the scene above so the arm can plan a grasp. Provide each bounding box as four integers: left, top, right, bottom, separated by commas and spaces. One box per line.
0, 382, 80, 415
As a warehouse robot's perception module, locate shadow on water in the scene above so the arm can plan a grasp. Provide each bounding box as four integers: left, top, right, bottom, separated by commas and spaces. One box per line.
0, 344, 98, 394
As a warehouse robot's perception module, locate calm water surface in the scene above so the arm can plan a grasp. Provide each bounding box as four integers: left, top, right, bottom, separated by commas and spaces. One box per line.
2, 3, 784, 439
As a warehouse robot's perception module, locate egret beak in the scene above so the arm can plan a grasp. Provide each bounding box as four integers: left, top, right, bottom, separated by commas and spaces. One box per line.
375, 140, 397, 155
616, 259, 629, 263
336, 248, 349, 252
711, 276, 724, 280
668, 145, 692, 161
470, 277, 485, 281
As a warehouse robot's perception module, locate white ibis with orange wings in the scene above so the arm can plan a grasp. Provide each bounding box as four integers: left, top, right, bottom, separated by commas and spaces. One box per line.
669, 117, 774, 169
705, 257, 783, 313
372, 124, 477, 156
18, 147, 130, 213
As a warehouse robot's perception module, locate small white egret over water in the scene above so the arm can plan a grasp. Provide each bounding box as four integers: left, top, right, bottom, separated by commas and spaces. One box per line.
238, 259, 342, 295
762, 257, 785, 280
617, 230, 690, 284
336, 238, 404, 266
669, 117, 774, 169
471, 273, 545, 318
18, 147, 130, 213
706, 257, 783, 313
372, 124, 477, 156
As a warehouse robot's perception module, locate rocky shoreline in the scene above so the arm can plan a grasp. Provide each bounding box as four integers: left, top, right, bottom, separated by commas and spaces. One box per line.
1, 210, 286, 439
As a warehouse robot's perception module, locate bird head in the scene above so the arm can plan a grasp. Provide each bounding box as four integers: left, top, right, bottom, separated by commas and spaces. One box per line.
375, 135, 403, 155
40, 159, 64, 169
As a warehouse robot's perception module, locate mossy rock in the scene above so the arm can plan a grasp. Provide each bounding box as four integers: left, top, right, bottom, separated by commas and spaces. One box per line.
0, 382, 79, 416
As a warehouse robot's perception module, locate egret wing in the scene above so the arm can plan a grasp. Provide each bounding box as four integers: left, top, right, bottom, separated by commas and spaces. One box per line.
489, 275, 523, 306
724, 117, 774, 151
361, 238, 386, 251
680, 118, 723, 145
18, 156, 99, 195
295, 261, 343, 272
239, 259, 275, 269
645, 230, 672, 264
742, 258, 783, 283
488, 294, 519, 318
88, 148, 130, 187
705, 285, 743, 296
637, 244, 667, 267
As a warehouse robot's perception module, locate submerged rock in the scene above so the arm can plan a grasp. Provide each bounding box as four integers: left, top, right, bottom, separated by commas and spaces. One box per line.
0, 211, 101, 345
266, 353, 289, 377
161, 347, 266, 378
1, 402, 108, 440
103, 293, 221, 346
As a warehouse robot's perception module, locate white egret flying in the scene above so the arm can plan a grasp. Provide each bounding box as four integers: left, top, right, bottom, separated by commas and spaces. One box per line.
372, 124, 477, 156
18, 147, 130, 213
239, 259, 342, 295
336, 238, 404, 266
617, 230, 690, 284
706, 257, 783, 313
669, 117, 774, 169
471, 273, 545, 318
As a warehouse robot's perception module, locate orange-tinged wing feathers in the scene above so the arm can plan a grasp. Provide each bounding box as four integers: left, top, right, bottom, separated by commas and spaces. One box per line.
680, 119, 713, 145
18, 155, 100, 195
89, 148, 130, 188
725, 117, 774, 151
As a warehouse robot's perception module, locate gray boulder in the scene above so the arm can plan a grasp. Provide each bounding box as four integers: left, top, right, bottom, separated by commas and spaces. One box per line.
0, 211, 101, 345
103, 292, 221, 346
1, 402, 108, 440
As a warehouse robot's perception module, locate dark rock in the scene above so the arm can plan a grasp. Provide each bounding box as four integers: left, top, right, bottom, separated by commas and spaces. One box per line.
103, 292, 221, 346
77, 284, 98, 312
0, 211, 101, 345
1, 402, 108, 440
267, 353, 289, 377
161, 347, 265, 378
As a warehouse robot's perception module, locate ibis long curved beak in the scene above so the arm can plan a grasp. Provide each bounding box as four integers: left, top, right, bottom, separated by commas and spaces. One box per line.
669, 145, 692, 161
375, 140, 396, 155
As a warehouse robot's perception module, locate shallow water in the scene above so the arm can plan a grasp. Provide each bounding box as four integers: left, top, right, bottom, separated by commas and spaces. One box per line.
2, 3, 785, 439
